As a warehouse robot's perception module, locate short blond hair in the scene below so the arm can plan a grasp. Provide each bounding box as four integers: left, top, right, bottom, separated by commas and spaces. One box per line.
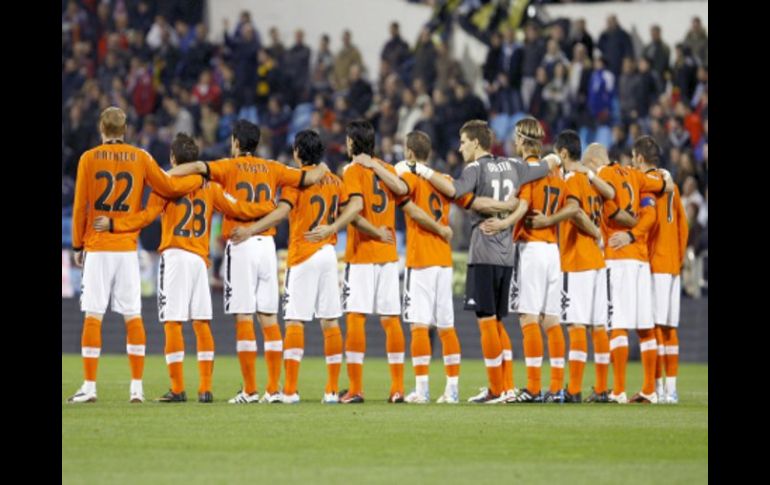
514, 117, 545, 155
99, 107, 127, 137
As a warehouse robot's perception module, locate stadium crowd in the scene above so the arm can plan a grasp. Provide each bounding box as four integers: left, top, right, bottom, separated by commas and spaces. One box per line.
61, 0, 707, 291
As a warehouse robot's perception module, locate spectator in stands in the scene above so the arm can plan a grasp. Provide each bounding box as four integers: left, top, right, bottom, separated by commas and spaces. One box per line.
642, 25, 670, 81
127, 57, 156, 117
181, 23, 214, 83
587, 55, 615, 126
618, 57, 640, 122
284, 29, 312, 107
541, 38, 568, 80
256, 49, 283, 113
264, 96, 292, 158
413, 27, 438, 90
672, 43, 698, 106
684, 16, 708, 67
635, 56, 660, 119
147, 15, 177, 50
542, 62, 569, 133
397, 88, 422, 142
163, 97, 194, 136
597, 14, 633, 77
347, 64, 373, 119
333, 94, 358, 125
567, 42, 592, 126
191, 70, 222, 109
224, 20, 259, 107
381, 22, 410, 73
521, 22, 546, 111
452, 81, 487, 124
333, 30, 363, 90
311, 34, 335, 94
668, 116, 691, 150
569, 18, 594, 61
267, 27, 286, 68
199, 104, 219, 147
435, 41, 462, 93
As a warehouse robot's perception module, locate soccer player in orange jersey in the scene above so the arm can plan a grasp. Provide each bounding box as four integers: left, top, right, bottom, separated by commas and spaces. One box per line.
229, 130, 351, 404
305, 120, 410, 403
68, 107, 205, 404
393, 131, 470, 404
634, 139, 688, 404
167, 120, 329, 404
543, 131, 612, 403
597, 137, 674, 404
92, 133, 275, 403
498, 119, 570, 403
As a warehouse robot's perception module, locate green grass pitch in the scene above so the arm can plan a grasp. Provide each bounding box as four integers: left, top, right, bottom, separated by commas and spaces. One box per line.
62, 355, 707, 484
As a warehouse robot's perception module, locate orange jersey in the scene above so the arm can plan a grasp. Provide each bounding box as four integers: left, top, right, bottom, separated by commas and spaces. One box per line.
72, 141, 204, 252
515, 165, 567, 243
206, 155, 304, 239
599, 164, 665, 261
399, 171, 474, 268
648, 182, 689, 274
342, 159, 405, 264
559, 170, 605, 272
110, 182, 274, 266
281, 167, 349, 267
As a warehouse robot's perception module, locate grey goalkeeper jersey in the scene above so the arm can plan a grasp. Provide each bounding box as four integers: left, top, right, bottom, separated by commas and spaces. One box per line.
452, 154, 550, 266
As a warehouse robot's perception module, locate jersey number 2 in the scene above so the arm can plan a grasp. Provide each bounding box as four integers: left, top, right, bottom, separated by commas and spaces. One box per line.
95, 171, 133, 212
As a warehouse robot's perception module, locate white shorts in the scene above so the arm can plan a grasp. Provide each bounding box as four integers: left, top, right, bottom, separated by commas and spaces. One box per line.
157, 248, 212, 322
402, 266, 454, 328
80, 251, 141, 315
223, 236, 278, 315
342, 261, 401, 315
511, 242, 561, 316
606, 259, 653, 329
560, 268, 608, 326
652, 273, 681, 327
282, 245, 342, 322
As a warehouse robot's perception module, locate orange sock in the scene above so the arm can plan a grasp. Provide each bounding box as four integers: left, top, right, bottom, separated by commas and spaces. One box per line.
479, 317, 503, 396
381, 316, 405, 395
81, 316, 102, 382
193, 320, 214, 394
411, 326, 431, 395
522, 322, 543, 394
592, 327, 610, 393
125, 318, 146, 381
654, 326, 665, 381
345, 313, 366, 395
164, 322, 185, 393
322, 325, 343, 394
567, 326, 587, 396
638, 328, 657, 395
662, 327, 679, 378
546, 325, 566, 393
235, 318, 258, 395
498, 320, 514, 391
439, 328, 461, 378
283, 325, 304, 395
262, 324, 283, 394
610, 329, 629, 395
